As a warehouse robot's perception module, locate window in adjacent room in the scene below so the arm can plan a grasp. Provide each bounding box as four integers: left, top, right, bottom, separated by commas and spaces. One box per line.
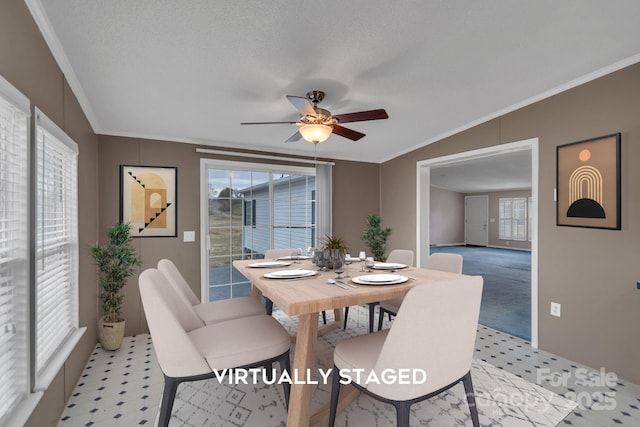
499, 197, 528, 241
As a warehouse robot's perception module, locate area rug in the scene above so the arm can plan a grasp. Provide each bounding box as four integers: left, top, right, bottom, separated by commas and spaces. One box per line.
165, 307, 576, 426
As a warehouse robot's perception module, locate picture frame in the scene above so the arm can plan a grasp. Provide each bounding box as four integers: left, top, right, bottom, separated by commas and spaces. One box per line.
120, 165, 177, 237
556, 133, 620, 230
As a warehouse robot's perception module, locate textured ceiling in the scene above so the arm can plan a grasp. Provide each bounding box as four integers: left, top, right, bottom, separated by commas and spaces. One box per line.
28, 0, 640, 163
431, 150, 532, 193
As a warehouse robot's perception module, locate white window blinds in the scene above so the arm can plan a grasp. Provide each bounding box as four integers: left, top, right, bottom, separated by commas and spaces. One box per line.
499, 197, 528, 241
34, 108, 82, 391
0, 77, 29, 424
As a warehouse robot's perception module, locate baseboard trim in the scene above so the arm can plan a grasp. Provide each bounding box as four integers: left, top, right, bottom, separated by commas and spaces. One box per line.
487, 244, 531, 252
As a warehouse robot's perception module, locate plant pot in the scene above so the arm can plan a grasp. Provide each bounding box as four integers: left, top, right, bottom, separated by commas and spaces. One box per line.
98, 318, 125, 350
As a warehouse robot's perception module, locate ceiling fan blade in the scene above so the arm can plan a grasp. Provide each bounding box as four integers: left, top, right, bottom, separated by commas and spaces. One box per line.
285, 131, 303, 143
286, 95, 316, 117
331, 124, 365, 141
332, 109, 388, 124
240, 121, 298, 125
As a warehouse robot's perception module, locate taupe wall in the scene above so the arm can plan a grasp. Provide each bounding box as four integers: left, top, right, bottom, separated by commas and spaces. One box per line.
333, 160, 380, 254
97, 137, 380, 335
430, 186, 465, 245
381, 63, 640, 383
0, 1, 99, 426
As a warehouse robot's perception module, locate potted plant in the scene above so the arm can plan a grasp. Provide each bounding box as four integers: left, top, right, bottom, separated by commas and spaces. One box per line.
319, 235, 349, 269
90, 223, 142, 350
361, 213, 392, 261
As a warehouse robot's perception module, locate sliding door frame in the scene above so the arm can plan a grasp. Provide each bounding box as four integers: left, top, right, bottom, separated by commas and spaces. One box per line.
199, 158, 315, 302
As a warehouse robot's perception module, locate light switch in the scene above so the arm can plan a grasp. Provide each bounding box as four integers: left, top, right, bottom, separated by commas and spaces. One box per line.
183, 231, 196, 242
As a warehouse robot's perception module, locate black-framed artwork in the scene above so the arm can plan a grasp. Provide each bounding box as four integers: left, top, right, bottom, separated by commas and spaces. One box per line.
556, 133, 621, 230
120, 165, 177, 237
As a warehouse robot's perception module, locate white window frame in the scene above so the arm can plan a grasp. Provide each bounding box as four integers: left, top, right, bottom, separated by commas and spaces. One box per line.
32, 108, 85, 392
0, 75, 35, 427
199, 159, 321, 302
499, 197, 528, 241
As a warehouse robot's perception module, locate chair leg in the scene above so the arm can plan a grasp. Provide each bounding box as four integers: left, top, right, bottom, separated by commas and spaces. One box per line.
394, 401, 411, 427
377, 306, 385, 331
367, 302, 378, 333
328, 365, 342, 427
278, 351, 291, 409
265, 298, 273, 316
463, 372, 481, 427
322, 310, 327, 324
343, 306, 349, 329
158, 376, 180, 427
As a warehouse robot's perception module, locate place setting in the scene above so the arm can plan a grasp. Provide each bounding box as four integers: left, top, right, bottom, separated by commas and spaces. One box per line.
263, 269, 317, 280
247, 261, 292, 268
349, 253, 409, 285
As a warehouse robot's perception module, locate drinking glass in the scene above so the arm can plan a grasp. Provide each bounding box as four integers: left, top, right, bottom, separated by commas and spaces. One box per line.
358, 251, 366, 271
365, 257, 375, 272
344, 254, 352, 278
333, 259, 345, 279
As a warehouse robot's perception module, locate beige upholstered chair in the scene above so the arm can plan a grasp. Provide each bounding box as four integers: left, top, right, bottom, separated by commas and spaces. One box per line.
264, 248, 300, 259
329, 276, 483, 427
157, 259, 265, 325
377, 252, 462, 331
344, 249, 415, 331
139, 268, 291, 427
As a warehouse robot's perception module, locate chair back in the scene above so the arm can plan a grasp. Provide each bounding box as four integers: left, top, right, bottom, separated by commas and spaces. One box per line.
387, 249, 414, 266
139, 268, 210, 377
425, 252, 463, 274
158, 259, 200, 306
264, 248, 298, 259
369, 276, 483, 401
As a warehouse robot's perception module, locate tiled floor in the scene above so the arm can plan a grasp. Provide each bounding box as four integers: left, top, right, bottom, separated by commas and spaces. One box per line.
58, 307, 640, 426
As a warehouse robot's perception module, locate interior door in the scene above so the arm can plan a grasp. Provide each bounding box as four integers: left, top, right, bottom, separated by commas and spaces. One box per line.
465, 195, 488, 246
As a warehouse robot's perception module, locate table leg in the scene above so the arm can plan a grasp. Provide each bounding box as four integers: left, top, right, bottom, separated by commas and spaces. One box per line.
286, 312, 319, 427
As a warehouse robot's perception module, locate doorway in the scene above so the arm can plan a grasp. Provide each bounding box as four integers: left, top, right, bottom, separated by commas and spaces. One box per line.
199, 159, 316, 302
465, 195, 488, 246
416, 138, 539, 347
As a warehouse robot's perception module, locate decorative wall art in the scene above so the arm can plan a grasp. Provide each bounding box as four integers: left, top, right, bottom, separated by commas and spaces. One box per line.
120, 165, 177, 237
556, 133, 620, 230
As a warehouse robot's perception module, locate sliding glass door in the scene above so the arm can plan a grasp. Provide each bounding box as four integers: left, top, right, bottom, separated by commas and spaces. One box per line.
201, 160, 316, 301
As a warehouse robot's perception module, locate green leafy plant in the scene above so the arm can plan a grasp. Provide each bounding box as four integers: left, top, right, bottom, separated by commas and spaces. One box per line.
320, 234, 349, 254
90, 223, 142, 323
361, 213, 392, 261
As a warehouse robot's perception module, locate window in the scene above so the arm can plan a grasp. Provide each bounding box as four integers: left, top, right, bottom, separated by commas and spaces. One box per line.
499, 197, 528, 241
33, 108, 84, 391
201, 160, 323, 301
243, 199, 256, 226
0, 76, 29, 425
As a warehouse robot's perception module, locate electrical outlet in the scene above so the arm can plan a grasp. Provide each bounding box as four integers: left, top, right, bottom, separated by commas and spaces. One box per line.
550, 302, 561, 317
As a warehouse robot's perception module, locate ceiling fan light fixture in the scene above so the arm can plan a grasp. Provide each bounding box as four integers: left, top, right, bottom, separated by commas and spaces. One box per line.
299, 124, 332, 143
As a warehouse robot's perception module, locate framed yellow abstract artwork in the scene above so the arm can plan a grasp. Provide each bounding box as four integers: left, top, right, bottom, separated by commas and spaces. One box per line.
120, 165, 177, 237
556, 133, 620, 230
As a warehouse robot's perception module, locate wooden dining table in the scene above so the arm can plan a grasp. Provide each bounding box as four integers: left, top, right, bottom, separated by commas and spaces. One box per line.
233, 258, 465, 427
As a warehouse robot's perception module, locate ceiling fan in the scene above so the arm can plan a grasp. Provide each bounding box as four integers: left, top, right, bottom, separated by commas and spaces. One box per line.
241, 90, 388, 144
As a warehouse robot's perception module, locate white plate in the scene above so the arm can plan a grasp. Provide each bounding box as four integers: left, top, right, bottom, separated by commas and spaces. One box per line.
372, 262, 407, 270
248, 261, 292, 268
264, 269, 317, 279
352, 274, 408, 285
276, 255, 311, 260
